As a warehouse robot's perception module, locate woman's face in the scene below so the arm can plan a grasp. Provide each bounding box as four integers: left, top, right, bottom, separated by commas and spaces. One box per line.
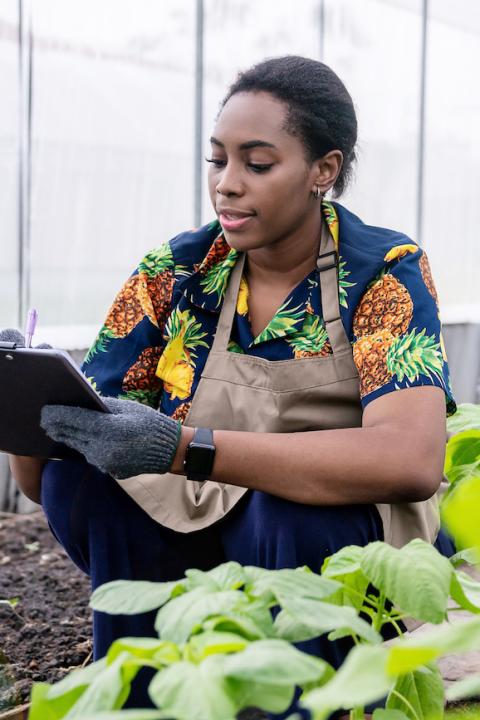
207, 91, 337, 252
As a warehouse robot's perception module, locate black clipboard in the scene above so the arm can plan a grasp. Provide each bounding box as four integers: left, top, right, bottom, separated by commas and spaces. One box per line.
0, 343, 111, 458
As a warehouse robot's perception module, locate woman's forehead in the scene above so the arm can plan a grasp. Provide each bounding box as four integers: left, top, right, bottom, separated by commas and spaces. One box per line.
212, 91, 291, 147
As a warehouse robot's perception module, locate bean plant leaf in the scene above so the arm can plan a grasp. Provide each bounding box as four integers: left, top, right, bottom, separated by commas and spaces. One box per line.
273, 596, 381, 644
90, 580, 185, 615
247, 567, 340, 603
444, 430, 480, 478
449, 548, 480, 566
450, 570, 480, 614
222, 639, 328, 686
447, 403, 480, 434
184, 631, 249, 662
226, 677, 294, 714
322, 545, 370, 611
60, 652, 141, 717
147, 656, 239, 720
30, 682, 81, 720
360, 540, 452, 623
446, 674, 480, 701
386, 663, 444, 719
206, 561, 247, 590
442, 476, 480, 550
106, 638, 181, 666
202, 610, 272, 640
301, 644, 392, 719
45, 658, 107, 700
66, 712, 172, 719
387, 616, 480, 675
372, 711, 410, 720
154, 587, 250, 642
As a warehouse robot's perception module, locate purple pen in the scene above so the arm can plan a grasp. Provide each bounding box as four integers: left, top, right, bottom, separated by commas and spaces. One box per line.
24, 308, 38, 348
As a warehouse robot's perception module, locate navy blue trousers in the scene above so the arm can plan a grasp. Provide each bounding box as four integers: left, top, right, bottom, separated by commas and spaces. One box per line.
41, 459, 454, 719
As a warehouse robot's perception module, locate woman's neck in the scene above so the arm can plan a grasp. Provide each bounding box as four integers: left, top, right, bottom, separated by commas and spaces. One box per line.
245, 212, 321, 290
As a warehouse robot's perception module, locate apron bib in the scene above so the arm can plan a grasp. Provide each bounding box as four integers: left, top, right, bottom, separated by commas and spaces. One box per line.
117, 221, 443, 547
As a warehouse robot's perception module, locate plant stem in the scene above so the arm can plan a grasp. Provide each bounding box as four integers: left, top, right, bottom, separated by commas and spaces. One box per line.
373, 592, 386, 633
349, 707, 365, 719
389, 689, 421, 720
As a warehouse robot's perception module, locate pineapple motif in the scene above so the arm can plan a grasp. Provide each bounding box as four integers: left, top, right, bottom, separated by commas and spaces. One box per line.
122, 347, 163, 393
322, 201, 339, 249
156, 308, 209, 400
200, 248, 239, 307
253, 298, 304, 345
419, 252, 439, 307
172, 401, 192, 424
196, 233, 231, 274
236, 276, 249, 316
288, 313, 332, 358
353, 274, 413, 338
85, 243, 183, 362
384, 243, 419, 263
338, 257, 356, 309
353, 328, 444, 396
119, 389, 160, 407
227, 340, 245, 354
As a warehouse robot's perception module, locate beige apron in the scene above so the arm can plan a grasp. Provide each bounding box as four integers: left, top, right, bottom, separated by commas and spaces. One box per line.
117, 221, 443, 547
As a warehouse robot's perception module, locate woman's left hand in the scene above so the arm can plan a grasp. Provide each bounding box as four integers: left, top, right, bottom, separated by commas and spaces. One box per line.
40, 397, 181, 479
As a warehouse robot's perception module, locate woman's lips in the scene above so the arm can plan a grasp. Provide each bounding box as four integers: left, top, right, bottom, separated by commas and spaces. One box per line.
219, 213, 254, 231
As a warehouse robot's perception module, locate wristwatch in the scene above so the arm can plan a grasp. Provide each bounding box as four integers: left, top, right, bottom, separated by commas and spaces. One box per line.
184, 427, 216, 482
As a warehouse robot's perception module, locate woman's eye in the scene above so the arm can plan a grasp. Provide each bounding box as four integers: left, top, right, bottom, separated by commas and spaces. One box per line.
248, 163, 273, 173
205, 157, 226, 168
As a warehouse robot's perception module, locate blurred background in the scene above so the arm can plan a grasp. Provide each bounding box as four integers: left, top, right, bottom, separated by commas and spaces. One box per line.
1, 0, 479, 509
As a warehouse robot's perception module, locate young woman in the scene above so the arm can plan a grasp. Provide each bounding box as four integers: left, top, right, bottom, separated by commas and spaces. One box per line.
6, 56, 455, 719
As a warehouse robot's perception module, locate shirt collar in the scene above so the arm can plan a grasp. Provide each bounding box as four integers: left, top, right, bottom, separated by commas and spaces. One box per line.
179, 201, 339, 318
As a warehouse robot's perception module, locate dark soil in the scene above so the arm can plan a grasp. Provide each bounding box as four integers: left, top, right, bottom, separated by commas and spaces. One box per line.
0, 511, 92, 711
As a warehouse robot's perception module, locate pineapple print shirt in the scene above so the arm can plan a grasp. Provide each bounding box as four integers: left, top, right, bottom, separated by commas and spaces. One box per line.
82, 202, 456, 423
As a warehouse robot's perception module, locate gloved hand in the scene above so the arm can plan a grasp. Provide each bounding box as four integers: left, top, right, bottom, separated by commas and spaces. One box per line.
0, 328, 52, 349
40, 396, 182, 479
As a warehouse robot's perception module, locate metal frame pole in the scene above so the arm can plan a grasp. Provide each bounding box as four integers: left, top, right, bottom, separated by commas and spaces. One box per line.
319, 0, 325, 61
17, 0, 33, 325
194, 0, 204, 227
416, 0, 428, 247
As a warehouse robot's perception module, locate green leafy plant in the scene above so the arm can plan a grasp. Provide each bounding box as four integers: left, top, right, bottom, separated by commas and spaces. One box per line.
28, 404, 480, 720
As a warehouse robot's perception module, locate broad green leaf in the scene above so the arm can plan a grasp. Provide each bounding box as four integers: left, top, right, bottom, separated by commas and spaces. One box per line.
361, 540, 452, 623
30, 682, 79, 720
301, 644, 392, 719
322, 545, 370, 611
449, 547, 480, 566
249, 567, 339, 603
386, 663, 444, 720
107, 638, 180, 666
442, 476, 480, 549
387, 615, 480, 674
226, 677, 294, 714
90, 579, 184, 615
46, 658, 107, 700
185, 631, 249, 662
446, 674, 480, 701
373, 711, 410, 720
154, 587, 249, 643
444, 430, 480, 477
223, 639, 328, 686
450, 570, 480, 613
184, 568, 219, 591
447, 403, 480, 434
207, 561, 246, 590
274, 608, 326, 643
62, 652, 140, 717
202, 610, 272, 640
444, 461, 480, 489
148, 656, 238, 720
274, 594, 381, 644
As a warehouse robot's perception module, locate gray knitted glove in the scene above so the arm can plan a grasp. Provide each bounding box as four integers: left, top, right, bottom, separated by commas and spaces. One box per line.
2, 329, 181, 477
40, 396, 182, 479
0, 328, 52, 349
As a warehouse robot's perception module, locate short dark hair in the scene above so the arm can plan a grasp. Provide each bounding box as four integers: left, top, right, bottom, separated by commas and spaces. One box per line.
220, 55, 357, 197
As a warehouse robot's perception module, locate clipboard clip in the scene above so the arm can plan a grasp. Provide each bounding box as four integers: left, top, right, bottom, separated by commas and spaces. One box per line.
0, 342, 18, 349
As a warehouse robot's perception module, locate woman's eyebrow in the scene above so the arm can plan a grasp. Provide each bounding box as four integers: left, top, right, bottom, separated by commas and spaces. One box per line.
210, 136, 277, 150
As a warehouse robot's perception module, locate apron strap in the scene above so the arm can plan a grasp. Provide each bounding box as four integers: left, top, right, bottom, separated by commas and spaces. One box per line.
210, 250, 246, 354
317, 218, 352, 356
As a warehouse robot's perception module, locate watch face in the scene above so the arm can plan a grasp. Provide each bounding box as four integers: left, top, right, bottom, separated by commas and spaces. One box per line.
187, 444, 215, 475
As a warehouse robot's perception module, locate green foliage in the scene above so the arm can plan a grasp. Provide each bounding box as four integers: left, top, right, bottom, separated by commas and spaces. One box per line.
29, 403, 480, 720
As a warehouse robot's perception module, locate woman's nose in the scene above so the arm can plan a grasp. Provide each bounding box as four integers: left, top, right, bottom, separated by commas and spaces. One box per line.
215, 163, 243, 197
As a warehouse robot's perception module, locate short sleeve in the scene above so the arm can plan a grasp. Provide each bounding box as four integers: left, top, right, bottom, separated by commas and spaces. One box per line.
81, 242, 175, 407
351, 245, 456, 416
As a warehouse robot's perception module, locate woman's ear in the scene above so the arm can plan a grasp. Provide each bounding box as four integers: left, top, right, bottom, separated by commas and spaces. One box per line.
313, 150, 344, 195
